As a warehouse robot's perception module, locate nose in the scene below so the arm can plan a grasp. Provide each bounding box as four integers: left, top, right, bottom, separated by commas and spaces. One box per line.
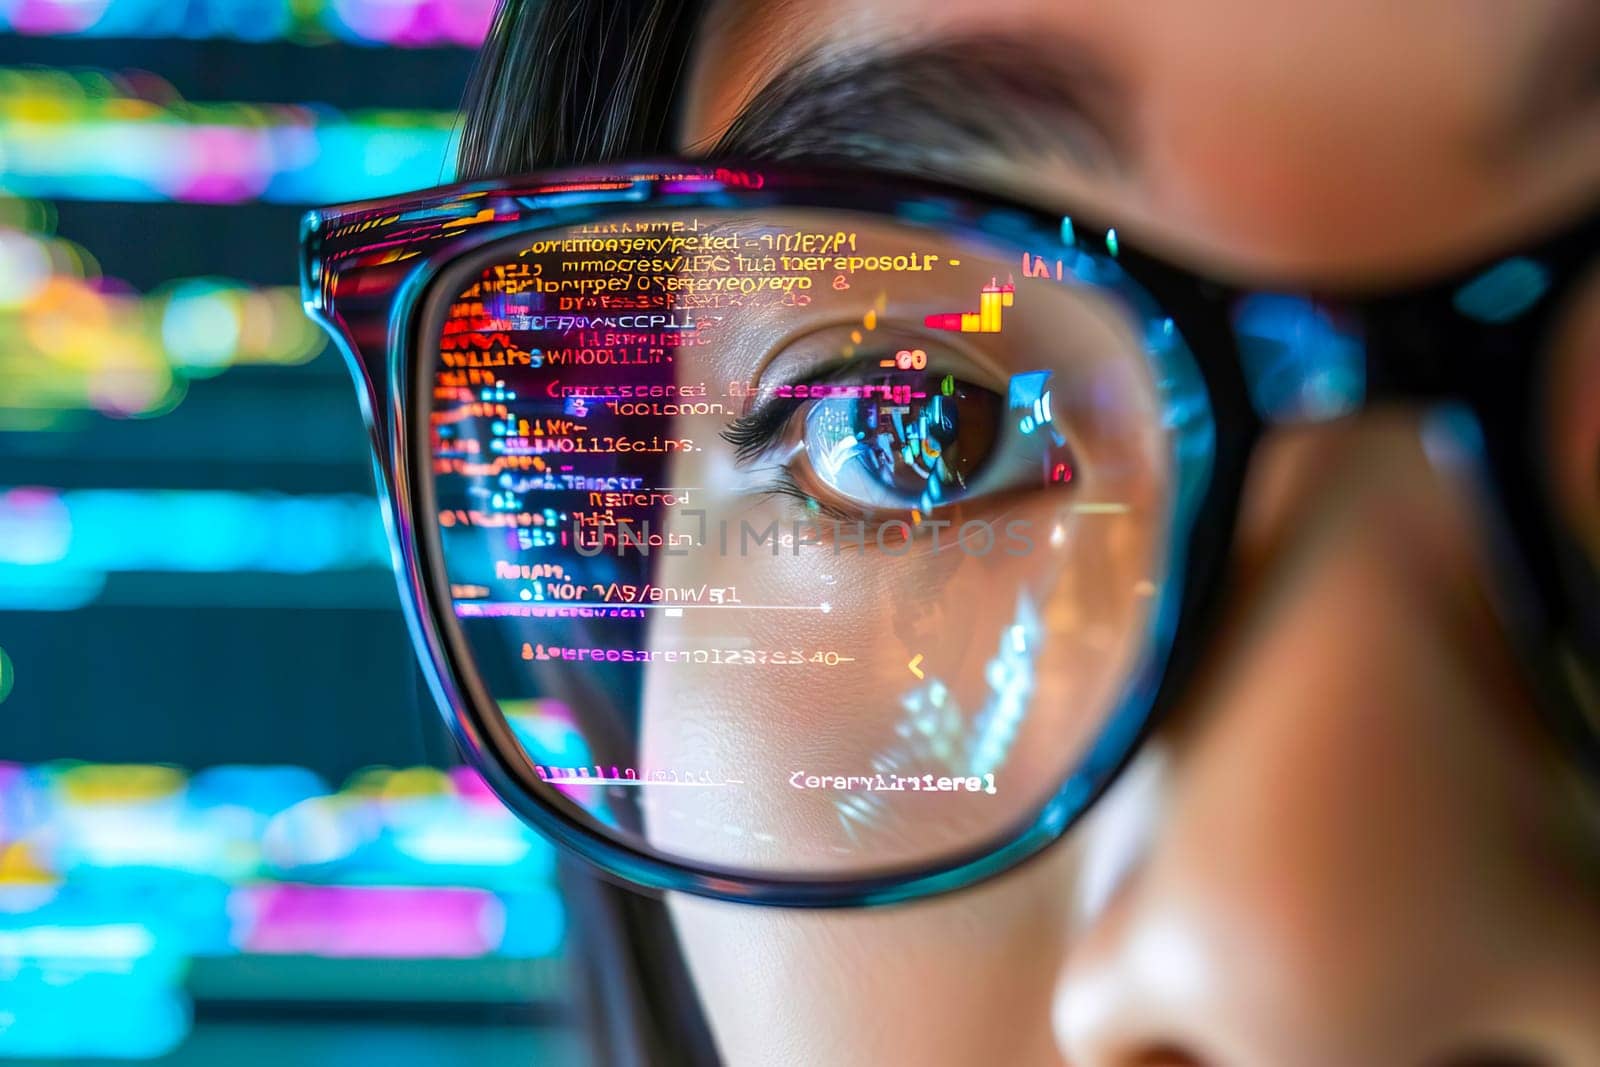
1052, 414, 1600, 1067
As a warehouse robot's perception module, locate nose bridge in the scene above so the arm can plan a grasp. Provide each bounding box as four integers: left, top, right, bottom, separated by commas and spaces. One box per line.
1052, 409, 1600, 1066
1228, 284, 1563, 695
1353, 275, 1600, 782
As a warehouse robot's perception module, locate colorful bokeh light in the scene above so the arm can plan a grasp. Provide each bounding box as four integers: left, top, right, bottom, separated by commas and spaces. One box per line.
0, 68, 458, 205
0, 212, 329, 427
0, 0, 495, 47
0, 759, 568, 1058
0, 486, 391, 609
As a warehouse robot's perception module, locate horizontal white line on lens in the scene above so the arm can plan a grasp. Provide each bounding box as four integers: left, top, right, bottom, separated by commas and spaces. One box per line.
474, 602, 833, 612
649, 603, 833, 613
543, 777, 743, 787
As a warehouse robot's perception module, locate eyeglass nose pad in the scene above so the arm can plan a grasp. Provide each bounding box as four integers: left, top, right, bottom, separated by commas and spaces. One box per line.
1419, 400, 1488, 474
1231, 293, 1366, 424
1417, 400, 1531, 609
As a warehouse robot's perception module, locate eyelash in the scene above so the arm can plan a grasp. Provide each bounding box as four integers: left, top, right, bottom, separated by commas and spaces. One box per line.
721, 402, 851, 520
720, 399, 806, 465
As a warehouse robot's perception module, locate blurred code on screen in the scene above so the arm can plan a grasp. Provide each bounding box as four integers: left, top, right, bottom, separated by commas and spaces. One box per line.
0, 5, 579, 1062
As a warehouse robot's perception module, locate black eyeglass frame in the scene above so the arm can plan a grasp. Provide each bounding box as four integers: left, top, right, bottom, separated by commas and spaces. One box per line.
300, 159, 1600, 907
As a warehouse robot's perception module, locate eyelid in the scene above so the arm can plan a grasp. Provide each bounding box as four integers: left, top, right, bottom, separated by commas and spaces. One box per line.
743, 318, 1010, 402
725, 349, 997, 465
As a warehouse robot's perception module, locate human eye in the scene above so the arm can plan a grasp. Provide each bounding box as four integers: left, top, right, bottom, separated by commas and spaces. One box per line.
724, 342, 1077, 524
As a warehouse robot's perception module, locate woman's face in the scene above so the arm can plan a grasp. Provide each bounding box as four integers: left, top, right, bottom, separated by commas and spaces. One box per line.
654, 1, 1600, 1063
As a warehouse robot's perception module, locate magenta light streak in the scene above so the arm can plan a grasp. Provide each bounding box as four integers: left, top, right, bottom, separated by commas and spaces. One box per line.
232, 883, 504, 958
656, 179, 723, 194
338, 0, 496, 47
448, 766, 503, 810
3, 0, 494, 46
6, 0, 103, 35
172, 127, 272, 204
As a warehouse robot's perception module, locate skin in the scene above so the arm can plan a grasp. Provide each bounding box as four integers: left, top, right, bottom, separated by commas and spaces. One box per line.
649, 1, 1600, 1065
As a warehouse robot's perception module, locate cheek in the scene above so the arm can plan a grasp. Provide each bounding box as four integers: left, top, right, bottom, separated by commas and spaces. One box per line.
634, 404, 1170, 877
667, 842, 1078, 1066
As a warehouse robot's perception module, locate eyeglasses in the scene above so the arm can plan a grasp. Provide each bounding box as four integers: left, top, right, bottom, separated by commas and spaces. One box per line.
299, 161, 1600, 907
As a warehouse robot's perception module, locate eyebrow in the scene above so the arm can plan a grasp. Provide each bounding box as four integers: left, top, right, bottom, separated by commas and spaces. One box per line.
705, 33, 1134, 180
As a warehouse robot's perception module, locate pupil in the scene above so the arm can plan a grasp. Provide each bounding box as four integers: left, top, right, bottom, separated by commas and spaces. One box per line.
813, 377, 1002, 506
